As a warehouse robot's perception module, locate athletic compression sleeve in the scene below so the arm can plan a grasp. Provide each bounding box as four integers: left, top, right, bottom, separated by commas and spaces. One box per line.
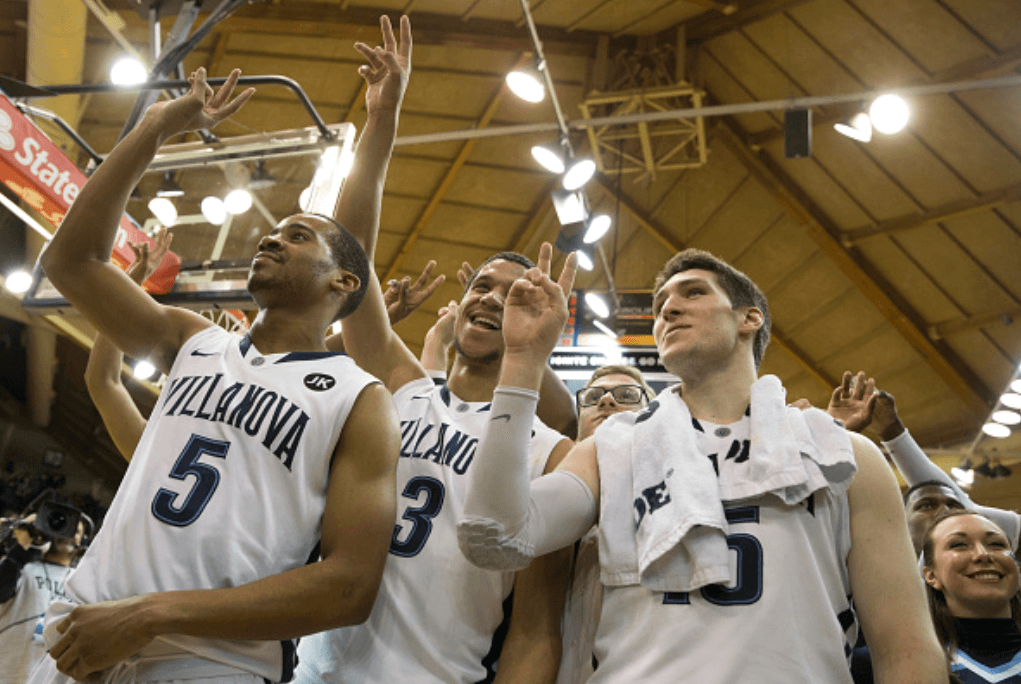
459, 386, 596, 571
884, 429, 1021, 548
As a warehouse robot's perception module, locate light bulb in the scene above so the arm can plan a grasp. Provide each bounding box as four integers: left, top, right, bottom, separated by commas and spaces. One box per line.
110, 57, 147, 86
583, 214, 611, 244
576, 251, 594, 271
869, 95, 909, 134
4, 270, 32, 294
224, 189, 253, 215
833, 112, 872, 142
982, 422, 1011, 438
563, 159, 596, 191
1000, 392, 1021, 409
992, 410, 1021, 425
584, 292, 609, 318
506, 69, 545, 103
133, 360, 157, 380
201, 196, 227, 225
531, 144, 565, 173
147, 197, 177, 227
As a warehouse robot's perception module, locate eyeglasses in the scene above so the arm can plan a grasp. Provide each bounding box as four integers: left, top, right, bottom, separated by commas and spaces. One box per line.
576, 384, 649, 408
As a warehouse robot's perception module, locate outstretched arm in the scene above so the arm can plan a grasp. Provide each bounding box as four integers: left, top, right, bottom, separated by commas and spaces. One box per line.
85, 231, 173, 461
39, 70, 252, 373
845, 433, 947, 683
459, 245, 596, 571
332, 16, 425, 392
49, 384, 400, 681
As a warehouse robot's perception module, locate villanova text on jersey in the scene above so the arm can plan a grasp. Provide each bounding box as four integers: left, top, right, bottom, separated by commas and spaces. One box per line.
398, 417, 478, 475
160, 372, 309, 470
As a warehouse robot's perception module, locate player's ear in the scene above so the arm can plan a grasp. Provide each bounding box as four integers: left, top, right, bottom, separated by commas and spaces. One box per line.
332, 270, 360, 295
739, 306, 764, 334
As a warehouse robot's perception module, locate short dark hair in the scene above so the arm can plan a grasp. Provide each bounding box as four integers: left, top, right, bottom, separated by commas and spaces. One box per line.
586, 364, 655, 399
653, 249, 771, 368
903, 480, 959, 505
311, 214, 370, 320
462, 252, 535, 296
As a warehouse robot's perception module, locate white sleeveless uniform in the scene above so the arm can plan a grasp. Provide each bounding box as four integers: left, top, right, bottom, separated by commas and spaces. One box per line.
48, 326, 378, 682
0, 560, 71, 684
295, 376, 565, 684
591, 414, 857, 684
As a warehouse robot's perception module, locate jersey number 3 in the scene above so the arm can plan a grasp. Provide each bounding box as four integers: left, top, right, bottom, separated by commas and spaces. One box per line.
152, 434, 230, 527
390, 476, 445, 557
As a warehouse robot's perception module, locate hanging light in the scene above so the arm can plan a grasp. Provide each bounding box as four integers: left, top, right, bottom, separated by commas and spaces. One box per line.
156, 171, 184, 198
133, 360, 157, 380
506, 65, 545, 103
248, 160, 277, 189
531, 143, 565, 173
833, 111, 872, 143
869, 94, 910, 134
562, 158, 596, 191
4, 269, 32, 294
583, 214, 611, 244
992, 410, 1021, 425
576, 250, 594, 271
982, 422, 1012, 438
585, 292, 610, 318
1000, 392, 1021, 409
224, 189, 253, 215
201, 196, 227, 225
110, 57, 147, 86
147, 197, 177, 227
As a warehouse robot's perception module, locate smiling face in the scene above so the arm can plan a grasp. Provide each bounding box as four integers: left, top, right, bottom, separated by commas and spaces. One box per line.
652, 269, 758, 377
924, 513, 1020, 619
906, 483, 966, 554
452, 258, 528, 365
577, 372, 649, 440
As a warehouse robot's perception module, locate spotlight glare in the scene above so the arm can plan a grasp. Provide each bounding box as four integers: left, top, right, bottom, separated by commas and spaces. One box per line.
147, 197, 177, 227
110, 57, 147, 86
201, 196, 227, 226
299, 187, 312, 212
869, 94, 910, 134
592, 319, 617, 338
506, 69, 545, 103
1000, 392, 1021, 409
982, 422, 1011, 438
531, 144, 565, 173
576, 251, 594, 271
224, 189, 253, 215
583, 214, 611, 244
562, 159, 596, 191
4, 270, 32, 294
133, 360, 157, 380
992, 410, 1021, 426
1012, 379, 1021, 394
833, 112, 872, 143
585, 292, 610, 318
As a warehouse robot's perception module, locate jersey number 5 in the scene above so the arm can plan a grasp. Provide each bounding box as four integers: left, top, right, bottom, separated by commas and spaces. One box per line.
663, 506, 763, 606
152, 434, 230, 527
390, 476, 445, 557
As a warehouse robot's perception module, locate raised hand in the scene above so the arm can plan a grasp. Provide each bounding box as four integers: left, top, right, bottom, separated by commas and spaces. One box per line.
871, 390, 906, 441
383, 259, 445, 325
355, 15, 412, 115
826, 370, 877, 433
126, 228, 174, 286
457, 261, 474, 290
147, 68, 254, 138
502, 243, 577, 365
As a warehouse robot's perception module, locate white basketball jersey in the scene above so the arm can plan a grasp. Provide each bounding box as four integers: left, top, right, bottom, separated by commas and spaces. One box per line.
591, 415, 857, 684
65, 326, 378, 682
296, 376, 565, 684
0, 561, 71, 684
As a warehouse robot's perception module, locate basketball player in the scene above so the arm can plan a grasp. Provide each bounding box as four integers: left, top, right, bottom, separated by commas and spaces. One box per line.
294, 16, 574, 684
458, 248, 948, 683
29, 65, 400, 683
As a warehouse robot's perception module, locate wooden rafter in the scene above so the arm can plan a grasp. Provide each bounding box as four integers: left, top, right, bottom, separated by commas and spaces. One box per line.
381, 55, 527, 283
930, 306, 1021, 341
842, 181, 1021, 245
589, 175, 836, 392
715, 118, 993, 417
682, 0, 816, 44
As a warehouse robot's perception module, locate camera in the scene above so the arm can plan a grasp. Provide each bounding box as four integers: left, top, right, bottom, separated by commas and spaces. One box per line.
31, 500, 82, 539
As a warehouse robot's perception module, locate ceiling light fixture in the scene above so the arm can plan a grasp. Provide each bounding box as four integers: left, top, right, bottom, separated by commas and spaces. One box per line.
562, 158, 596, 191
201, 196, 227, 225
110, 57, 148, 86
833, 111, 872, 143
147, 197, 178, 227
869, 94, 910, 134
156, 171, 185, 198
982, 422, 1011, 438
584, 292, 610, 318
224, 189, 253, 215
583, 214, 611, 244
531, 142, 565, 173
992, 410, 1021, 425
133, 359, 157, 380
506, 65, 545, 103
4, 269, 32, 294
1000, 392, 1021, 410
576, 250, 594, 271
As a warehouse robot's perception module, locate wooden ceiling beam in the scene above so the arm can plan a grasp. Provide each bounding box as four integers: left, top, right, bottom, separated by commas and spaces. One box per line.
381, 56, 526, 283
681, 0, 816, 44
590, 174, 836, 392
929, 306, 1021, 341
843, 181, 1021, 245
715, 118, 994, 417
110, 2, 607, 57
746, 40, 1021, 149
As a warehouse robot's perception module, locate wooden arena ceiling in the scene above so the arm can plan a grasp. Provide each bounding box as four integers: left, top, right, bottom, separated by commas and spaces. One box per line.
2, 0, 1021, 476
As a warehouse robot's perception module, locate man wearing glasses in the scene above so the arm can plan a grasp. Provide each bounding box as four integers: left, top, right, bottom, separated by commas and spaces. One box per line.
558, 365, 654, 684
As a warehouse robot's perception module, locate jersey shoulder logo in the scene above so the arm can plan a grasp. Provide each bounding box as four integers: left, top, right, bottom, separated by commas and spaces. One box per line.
304, 373, 336, 392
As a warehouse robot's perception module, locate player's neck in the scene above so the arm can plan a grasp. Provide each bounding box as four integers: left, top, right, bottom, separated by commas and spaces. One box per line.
247, 310, 330, 354
674, 355, 757, 425
446, 356, 500, 402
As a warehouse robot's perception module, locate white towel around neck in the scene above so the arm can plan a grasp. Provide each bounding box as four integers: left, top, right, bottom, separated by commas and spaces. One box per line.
595, 374, 856, 592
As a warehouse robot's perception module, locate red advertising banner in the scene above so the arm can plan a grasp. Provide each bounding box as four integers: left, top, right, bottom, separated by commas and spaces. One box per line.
0, 94, 180, 293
